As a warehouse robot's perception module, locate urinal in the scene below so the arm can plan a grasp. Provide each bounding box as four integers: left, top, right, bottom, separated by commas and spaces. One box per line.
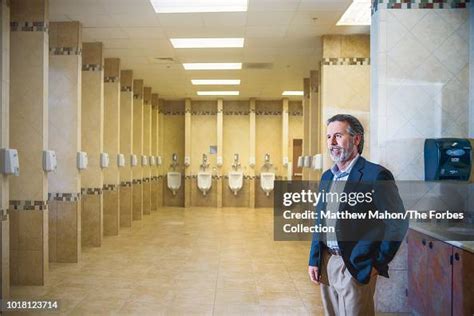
197, 172, 212, 196
260, 172, 275, 196
167, 172, 181, 196
228, 171, 243, 195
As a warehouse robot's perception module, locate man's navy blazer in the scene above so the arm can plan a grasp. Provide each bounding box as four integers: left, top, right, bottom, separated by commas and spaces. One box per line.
308, 156, 408, 284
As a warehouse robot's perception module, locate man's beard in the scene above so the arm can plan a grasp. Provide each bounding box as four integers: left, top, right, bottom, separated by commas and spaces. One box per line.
329, 141, 355, 163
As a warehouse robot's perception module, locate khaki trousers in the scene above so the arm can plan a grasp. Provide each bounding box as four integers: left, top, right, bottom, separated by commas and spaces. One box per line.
320, 254, 377, 316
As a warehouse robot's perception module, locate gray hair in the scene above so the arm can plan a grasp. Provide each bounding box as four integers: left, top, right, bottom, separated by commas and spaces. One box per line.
327, 114, 364, 154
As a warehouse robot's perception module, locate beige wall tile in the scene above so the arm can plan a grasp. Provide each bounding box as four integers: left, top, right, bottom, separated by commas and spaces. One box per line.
119, 186, 132, 228
103, 190, 119, 236
81, 194, 102, 247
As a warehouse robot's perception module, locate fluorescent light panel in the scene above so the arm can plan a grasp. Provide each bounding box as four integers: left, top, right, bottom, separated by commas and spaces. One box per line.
183, 63, 242, 70
337, 0, 371, 26
197, 91, 239, 96
192, 80, 241, 85
150, 0, 248, 13
282, 91, 304, 96
170, 38, 244, 48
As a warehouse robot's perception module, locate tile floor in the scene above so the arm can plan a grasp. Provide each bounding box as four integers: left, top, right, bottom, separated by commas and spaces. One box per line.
10, 207, 324, 315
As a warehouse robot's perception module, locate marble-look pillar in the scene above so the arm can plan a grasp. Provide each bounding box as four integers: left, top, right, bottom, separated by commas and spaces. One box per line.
9, 0, 48, 285
302, 78, 310, 180
0, 0, 9, 297
48, 21, 82, 263
184, 98, 191, 208
151, 93, 160, 211
119, 70, 133, 228
142, 87, 151, 216
132, 79, 143, 220
216, 99, 223, 208
103, 58, 120, 236
249, 98, 256, 208
308, 70, 321, 180
81, 42, 104, 247
282, 98, 289, 179
157, 100, 165, 207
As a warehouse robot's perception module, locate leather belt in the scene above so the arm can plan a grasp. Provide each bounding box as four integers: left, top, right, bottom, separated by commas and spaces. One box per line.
327, 247, 342, 256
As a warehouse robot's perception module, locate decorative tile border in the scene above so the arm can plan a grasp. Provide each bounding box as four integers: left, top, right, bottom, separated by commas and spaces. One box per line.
121, 86, 132, 92
104, 76, 119, 83
322, 57, 370, 66
157, 175, 164, 179
82, 64, 103, 72
49, 47, 82, 56
103, 184, 118, 191
372, 0, 470, 14
48, 192, 81, 202
10, 200, 48, 211
256, 111, 282, 115
0, 209, 8, 221
81, 188, 103, 195
160, 111, 185, 115
223, 111, 250, 115
120, 181, 133, 187
10, 21, 48, 32
133, 94, 143, 99
289, 111, 303, 116
142, 178, 151, 183
152, 105, 159, 110
191, 111, 218, 116
132, 179, 142, 185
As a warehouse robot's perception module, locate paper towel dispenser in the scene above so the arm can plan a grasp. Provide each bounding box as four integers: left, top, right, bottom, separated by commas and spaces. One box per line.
424, 138, 472, 181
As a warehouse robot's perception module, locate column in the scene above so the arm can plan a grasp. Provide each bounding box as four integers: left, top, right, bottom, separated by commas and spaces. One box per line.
282, 98, 289, 179
48, 21, 81, 263
119, 70, 133, 227
157, 99, 165, 208
81, 42, 104, 247
103, 58, 120, 236
9, 0, 48, 285
302, 78, 310, 180
308, 70, 321, 180
151, 93, 160, 211
216, 99, 223, 208
249, 98, 256, 208
132, 79, 143, 220
184, 98, 191, 208
0, 0, 9, 297
142, 87, 151, 215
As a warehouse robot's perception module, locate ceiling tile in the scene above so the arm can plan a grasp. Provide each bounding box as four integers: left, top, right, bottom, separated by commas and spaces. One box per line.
245, 26, 288, 38
248, 0, 300, 11
201, 12, 247, 27
246, 11, 294, 26
122, 27, 167, 39
157, 13, 204, 27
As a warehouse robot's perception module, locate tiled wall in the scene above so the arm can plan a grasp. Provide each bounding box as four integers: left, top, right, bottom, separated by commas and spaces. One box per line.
320, 35, 371, 170
371, 2, 469, 180
160, 99, 303, 207
371, 1, 470, 312
0, 0, 9, 298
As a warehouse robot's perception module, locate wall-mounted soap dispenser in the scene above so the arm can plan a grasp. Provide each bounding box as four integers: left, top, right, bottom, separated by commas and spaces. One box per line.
0, 148, 20, 176
141, 155, 148, 166
150, 156, 156, 166
156, 156, 162, 166
249, 156, 256, 168
77, 151, 88, 170
131, 154, 138, 167
100, 152, 109, 168
43, 150, 58, 172
117, 154, 125, 167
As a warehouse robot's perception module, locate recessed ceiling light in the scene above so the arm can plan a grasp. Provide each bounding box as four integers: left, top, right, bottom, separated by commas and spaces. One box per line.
197, 91, 240, 96
150, 0, 248, 13
192, 79, 241, 85
336, 0, 371, 26
170, 38, 244, 48
282, 91, 304, 96
183, 63, 242, 70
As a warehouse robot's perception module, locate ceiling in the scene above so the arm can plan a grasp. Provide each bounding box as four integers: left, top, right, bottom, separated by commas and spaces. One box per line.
49, 0, 369, 100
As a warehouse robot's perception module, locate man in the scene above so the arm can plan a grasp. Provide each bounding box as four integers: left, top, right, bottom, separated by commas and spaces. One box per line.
308, 114, 408, 316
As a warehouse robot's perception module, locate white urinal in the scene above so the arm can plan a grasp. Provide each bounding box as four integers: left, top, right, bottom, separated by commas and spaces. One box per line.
228, 171, 243, 195
167, 172, 181, 196
260, 172, 275, 196
197, 172, 212, 196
